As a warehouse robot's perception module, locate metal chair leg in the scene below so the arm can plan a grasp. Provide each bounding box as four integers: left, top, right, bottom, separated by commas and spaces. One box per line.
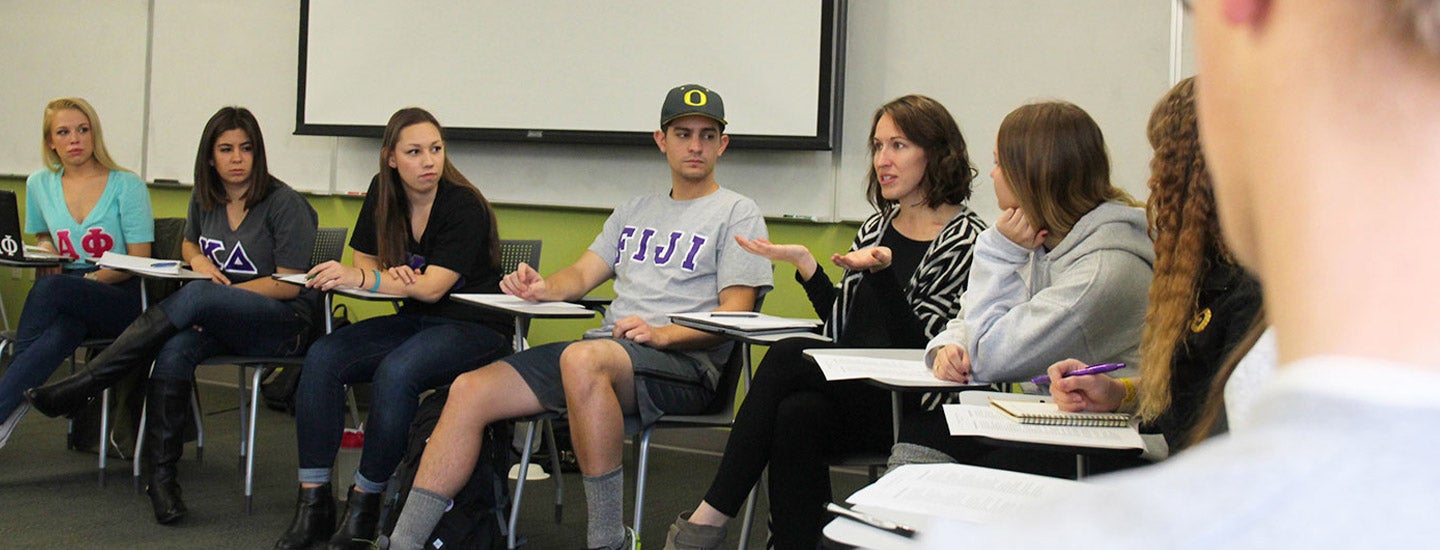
632, 427, 654, 541
737, 483, 758, 550
245, 366, 262, 514
507, 420, 540, 549
98, 389, 109, 486
542, 419, 564, 523
192, 384, 204, 461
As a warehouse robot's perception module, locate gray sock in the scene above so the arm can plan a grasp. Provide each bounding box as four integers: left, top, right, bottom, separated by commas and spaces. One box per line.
389, 487, 450, 550
888, 442, 957, 470
584, 466, 625, 549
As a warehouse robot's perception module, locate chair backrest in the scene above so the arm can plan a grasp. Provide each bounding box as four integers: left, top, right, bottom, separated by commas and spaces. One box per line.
499, 239, 542, 273
143, 217, 189, 305
311, 227, 349, 267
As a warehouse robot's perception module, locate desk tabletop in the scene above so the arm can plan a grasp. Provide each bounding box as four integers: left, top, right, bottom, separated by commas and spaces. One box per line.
272, 273, 404, 301
450, 293, 597, 319
670, 315, 829, 345
805, 348, 983, 390
0, 256, 68, 268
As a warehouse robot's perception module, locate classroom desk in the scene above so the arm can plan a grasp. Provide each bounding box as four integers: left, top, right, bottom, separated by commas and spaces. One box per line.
820, 463, 1087, 548
953, 391, 1144, 478
803, 348, 987, 445
450, 293, 597, 550
669, 312, 831, 550
86, 257, 210, 485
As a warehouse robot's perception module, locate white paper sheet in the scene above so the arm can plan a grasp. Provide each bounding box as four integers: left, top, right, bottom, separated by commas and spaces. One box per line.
809, 352, 962, 387
845, 463, 1085, 525
451, 293, 595, 316
95, 251, 181, 275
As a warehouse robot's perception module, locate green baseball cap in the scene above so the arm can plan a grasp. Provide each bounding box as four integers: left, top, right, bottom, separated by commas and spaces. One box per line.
660, 83, 726, 128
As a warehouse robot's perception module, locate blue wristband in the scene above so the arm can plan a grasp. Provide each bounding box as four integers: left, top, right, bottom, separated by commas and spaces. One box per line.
370, 269, 383, 292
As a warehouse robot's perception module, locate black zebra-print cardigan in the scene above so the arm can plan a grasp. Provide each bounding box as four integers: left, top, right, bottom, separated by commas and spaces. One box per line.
825, 206, 987, 341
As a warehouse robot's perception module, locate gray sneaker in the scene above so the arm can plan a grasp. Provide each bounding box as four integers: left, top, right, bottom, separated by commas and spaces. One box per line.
664, 511, 726, 550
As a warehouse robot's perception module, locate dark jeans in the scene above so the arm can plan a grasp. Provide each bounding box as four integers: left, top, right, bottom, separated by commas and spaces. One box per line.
294, 314, 510, 486
701, 338, 914, 550
149, 281, 310, 380
0, 273, 141, 419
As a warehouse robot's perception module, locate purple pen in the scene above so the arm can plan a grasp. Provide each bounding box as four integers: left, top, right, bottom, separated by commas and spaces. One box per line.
1031, 362, 1126, 385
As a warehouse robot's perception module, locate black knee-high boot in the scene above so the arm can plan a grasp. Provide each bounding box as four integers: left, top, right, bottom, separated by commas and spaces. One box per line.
26, 306, 180, 418
144, 378, 191, 525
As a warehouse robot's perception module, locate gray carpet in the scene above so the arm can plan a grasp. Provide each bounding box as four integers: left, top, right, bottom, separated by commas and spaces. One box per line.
0, 381, 870, 549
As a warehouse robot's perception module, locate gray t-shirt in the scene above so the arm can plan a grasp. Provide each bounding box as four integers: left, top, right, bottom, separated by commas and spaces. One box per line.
589, 187, 773, 329
184, 182, 318, 284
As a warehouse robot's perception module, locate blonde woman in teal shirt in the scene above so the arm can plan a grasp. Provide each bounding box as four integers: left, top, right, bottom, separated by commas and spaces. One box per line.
0, 97, 154, 451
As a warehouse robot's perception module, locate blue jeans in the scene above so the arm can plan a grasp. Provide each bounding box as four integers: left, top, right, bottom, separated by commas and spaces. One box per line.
0, 273, 141, 420
295, 314, 511, 489
149, 281, 311, 381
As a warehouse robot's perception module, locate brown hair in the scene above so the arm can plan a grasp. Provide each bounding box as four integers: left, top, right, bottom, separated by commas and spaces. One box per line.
864, 95, 976, 215
996, 102, 1137, 241
374, 107, 500, 269
1390, 0, 1440, 52
42, 97, 127, 173
192, 106, 281, 211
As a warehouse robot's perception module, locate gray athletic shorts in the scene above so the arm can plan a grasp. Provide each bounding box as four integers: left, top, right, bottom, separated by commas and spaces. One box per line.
505, 336, 721, 434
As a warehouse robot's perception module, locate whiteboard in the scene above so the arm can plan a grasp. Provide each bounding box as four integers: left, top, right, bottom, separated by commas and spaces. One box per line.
299, 0, 838, 149
0, 0, 149, 178
833, 0, 1177, 223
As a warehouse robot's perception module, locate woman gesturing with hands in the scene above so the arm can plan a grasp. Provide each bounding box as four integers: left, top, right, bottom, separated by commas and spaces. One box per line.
666, 95, 987, 549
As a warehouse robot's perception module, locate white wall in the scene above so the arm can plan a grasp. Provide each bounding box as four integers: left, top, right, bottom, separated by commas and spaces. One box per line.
0, 0, 1196, 224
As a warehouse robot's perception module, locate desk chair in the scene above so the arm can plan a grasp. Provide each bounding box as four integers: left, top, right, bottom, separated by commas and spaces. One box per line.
631, 339, 760, 547
132, 227, 350, 513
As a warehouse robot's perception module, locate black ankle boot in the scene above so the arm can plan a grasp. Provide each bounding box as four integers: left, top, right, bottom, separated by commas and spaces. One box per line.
144, 378, 191, 525
26, 307, 179, 418
275, 483, 337, 549
328, 486, 383, 550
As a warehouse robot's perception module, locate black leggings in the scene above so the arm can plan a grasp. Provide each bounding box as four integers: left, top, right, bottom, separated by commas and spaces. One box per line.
701, 338, 912, 549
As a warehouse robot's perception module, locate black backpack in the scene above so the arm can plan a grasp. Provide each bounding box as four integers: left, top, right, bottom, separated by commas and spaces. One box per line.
381, 387, 513, 549
261, 304, 352, 414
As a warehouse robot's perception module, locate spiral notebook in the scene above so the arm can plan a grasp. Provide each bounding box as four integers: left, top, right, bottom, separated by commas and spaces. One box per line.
989, 399, 1132, 428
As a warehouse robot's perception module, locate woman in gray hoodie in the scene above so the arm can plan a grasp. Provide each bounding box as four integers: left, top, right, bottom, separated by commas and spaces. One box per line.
894, 101, 1154, 470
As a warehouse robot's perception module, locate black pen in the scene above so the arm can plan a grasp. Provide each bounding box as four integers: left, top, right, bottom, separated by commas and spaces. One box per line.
825, 503, 917, 539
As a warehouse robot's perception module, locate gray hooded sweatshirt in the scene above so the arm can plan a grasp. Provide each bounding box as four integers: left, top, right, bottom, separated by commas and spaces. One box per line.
925, 201, 1154, 383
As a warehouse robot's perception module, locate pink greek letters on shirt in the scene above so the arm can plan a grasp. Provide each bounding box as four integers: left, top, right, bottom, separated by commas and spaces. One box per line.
81, 228, 115, 257
54, 229, 79, 259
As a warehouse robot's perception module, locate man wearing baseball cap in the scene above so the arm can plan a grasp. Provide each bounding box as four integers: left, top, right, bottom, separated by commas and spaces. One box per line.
387, 84, 772, 550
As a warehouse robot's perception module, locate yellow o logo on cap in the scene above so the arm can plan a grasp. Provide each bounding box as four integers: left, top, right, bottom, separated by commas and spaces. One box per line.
684, 89, 708, 107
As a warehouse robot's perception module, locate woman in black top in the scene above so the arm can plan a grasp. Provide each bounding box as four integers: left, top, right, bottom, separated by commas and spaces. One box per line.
666, 95, 987, 550
275, 108, 512, 550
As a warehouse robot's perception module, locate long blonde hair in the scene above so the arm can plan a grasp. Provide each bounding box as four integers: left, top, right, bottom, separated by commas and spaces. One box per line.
42, 97, 127, 174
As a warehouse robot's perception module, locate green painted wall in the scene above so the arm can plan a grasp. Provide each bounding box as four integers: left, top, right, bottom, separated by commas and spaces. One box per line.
0, 176, 858, 356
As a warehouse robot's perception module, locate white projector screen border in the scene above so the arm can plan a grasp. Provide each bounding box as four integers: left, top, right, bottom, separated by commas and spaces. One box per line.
296, 0, 844, 150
